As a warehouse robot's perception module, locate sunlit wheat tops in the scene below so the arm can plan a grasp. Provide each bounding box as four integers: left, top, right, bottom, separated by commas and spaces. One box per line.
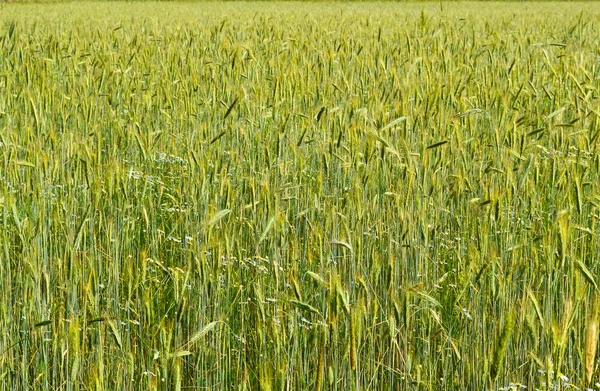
2, 1, 600, 390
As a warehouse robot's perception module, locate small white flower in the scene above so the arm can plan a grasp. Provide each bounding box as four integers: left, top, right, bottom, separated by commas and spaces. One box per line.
461, 308, 472, 320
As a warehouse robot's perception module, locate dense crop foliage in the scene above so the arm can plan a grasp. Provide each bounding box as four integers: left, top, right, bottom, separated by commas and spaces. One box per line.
2, 2, 600, 390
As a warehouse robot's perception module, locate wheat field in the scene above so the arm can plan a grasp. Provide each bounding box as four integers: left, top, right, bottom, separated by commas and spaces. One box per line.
2, 1, 600, 390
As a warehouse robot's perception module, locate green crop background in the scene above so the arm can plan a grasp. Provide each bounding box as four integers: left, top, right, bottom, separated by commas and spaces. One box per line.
2, 2, 600, 390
